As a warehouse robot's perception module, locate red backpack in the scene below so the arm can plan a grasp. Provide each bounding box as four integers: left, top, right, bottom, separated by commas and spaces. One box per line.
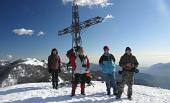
66, 49, 76, 70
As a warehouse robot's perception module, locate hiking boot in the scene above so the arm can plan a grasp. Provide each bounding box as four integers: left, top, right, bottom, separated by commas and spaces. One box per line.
71, 84, 77, 97
116, 96, 121, 100
113, 92, 117, 96
128, 95, 132, 100
55, 86, 58, 89
107, 91, 111, 95
52, 83, 55, 89
80, 84, 85, 95
71, 94, 75, 97
81, 92, 86, 95
113, 89, 118, 96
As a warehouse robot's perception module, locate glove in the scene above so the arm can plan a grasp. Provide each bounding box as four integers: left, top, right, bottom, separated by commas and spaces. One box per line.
48, 68, 52, 73
134, 69, 139, 73
58, 69, 61, 73
118, 70, 122, 75
82, 64, 87, 68
86, 68, 89, 71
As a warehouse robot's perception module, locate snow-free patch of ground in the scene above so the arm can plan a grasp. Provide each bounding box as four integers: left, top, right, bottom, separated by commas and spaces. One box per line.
0, 81, 170, 103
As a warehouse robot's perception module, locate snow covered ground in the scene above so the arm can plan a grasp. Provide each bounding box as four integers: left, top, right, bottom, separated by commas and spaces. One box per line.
0, 81, 170, 103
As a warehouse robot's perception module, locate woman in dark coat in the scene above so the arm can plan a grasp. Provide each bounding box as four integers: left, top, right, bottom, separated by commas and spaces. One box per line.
48, 48, 61, 89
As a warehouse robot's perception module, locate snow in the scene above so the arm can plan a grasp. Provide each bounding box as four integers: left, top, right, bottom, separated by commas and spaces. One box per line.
0, 63, 6, 66
21, 58, 44, 66
0, 81, 170, 103
1, 74, 17, 88
0, 60, 9, 66
41, 60, 48, 64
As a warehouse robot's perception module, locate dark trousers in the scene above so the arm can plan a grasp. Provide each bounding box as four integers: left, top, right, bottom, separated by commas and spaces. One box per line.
51, 71, 58, 89
72, 73, 86, 95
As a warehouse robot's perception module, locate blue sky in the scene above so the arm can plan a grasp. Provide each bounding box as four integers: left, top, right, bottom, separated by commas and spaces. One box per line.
0, 0, 170, 67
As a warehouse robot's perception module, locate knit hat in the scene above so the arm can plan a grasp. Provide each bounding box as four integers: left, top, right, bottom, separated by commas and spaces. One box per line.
51, 48, 58, 54
125, 47, 131, 51
103, 46, 109, 50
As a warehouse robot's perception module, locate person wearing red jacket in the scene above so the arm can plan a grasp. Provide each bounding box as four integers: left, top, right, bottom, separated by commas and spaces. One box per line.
69, 47, 90, 97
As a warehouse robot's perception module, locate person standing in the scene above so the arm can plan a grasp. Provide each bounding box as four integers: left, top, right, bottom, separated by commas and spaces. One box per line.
99, 46, 117, 96
70, 47, 90, 97
116, 47, 139, 100
48, 48, 61, 89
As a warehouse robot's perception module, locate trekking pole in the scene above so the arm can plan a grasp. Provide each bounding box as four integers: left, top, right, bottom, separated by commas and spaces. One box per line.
90, 82, 95, 87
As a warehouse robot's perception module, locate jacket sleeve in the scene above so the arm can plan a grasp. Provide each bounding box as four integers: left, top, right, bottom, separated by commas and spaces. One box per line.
110, 54, 116, 63
48, 56, 51, 68
99, 55, 103, 65
86, 56, 90, 69
48, 56, 51, 73
133, 56, 139, 68
119, 56, 126, 68
58, 56, 61, 69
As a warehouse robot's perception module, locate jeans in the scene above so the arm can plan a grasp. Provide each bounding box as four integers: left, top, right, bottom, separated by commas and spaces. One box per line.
103, 72, 117, 94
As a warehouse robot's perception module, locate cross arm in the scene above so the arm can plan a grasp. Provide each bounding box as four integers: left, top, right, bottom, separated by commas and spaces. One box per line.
58, 16, 104, 36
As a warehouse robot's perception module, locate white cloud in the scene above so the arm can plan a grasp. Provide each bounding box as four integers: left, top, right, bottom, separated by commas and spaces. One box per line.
105, 14, 114, 19
7, 55, 13, 59
13, 28, 34, 36
154, 0, 169, 16
104, 14, 114, 21
62, 0, 113, 7
37, 31, 45, 36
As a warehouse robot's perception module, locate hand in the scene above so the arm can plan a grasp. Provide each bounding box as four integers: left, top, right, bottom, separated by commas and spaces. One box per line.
48, 68, 52, 73
126, 63, 134, 70
134, 69, 139, 73
131, 64, 135, 68
58, 69, 61, 73
82, 64, 87, 68
86, 69, 90, 73
126, 63, 131, 67
118, 70, 122, 75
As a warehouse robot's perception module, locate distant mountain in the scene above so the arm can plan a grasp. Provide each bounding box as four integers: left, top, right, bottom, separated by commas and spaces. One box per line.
1, 58, 170, 89
134, 73, 159, 87
0, 58, 77, 88
0, 60, 10, 66
0, 58, 51, 88
143, 63, 170, 77
142, 62, 170, 89
89, 63, 169, 89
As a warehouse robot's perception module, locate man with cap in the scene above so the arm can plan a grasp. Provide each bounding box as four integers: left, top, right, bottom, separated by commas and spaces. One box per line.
116, 47, 139, 100
99, 46, 117, 96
